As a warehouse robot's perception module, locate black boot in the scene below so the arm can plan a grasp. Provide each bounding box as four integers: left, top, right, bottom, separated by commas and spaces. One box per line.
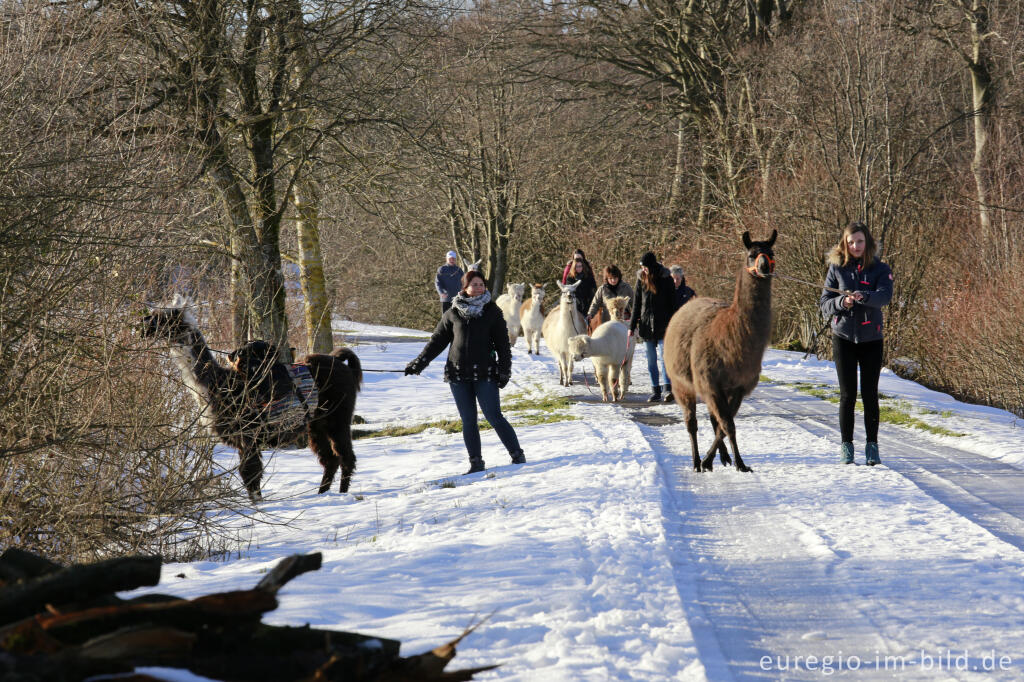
510, 450, 526, 464
648, 386, 662, 402
663, 386, 674, 402
464, 458, 485, 475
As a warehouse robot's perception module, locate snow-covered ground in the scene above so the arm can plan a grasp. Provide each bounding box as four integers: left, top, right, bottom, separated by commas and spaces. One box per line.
133, 321, 1024, 681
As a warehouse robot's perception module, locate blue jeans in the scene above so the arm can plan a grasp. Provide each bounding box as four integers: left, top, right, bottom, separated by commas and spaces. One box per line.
644, 339, 669, 390
449, 379, 521, 462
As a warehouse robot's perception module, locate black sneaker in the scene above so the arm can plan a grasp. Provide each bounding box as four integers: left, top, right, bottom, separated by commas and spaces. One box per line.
648, 388, 662, 402
464, 459, 485, 475
510, 450, 526, 464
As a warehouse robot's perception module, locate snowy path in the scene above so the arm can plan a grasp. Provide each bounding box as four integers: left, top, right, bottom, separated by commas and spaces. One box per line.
753, 383, 1024, 553
630, 379, 1024, 680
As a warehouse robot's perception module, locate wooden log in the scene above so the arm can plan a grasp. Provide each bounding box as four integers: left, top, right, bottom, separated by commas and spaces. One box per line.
255, 552, 323, 594
33, 589, 277, 645
0, 555, 161, 626
0, 548, 63, 586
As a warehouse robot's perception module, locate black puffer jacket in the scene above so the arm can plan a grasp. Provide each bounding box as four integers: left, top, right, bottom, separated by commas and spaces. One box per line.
629, 265, 677, 342
410, 300, 512, 382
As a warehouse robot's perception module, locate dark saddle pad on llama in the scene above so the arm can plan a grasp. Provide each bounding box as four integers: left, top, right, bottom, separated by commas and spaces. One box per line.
264, 365, 319, 429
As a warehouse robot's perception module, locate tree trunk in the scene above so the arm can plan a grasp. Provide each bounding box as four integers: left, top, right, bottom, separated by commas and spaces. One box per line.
667, 114, 687, 223
968, 0, 994, 237
292, 177, 334, 355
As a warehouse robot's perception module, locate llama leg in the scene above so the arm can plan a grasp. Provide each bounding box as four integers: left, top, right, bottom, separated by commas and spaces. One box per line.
679, 397, 702, 472
707, 414, 732, 466
238, 443, 264, 502
716, 391, 757, 471
702, 396, 732, 472
310, 424, 338, 495
724, 395, 752, 473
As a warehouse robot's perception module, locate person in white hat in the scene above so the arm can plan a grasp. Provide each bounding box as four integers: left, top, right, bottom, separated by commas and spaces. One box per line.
435, 250, 465, 315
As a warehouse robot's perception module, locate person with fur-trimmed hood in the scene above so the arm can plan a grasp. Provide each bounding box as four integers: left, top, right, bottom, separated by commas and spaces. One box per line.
818, 221, 894, 467
406, 270, 526, 474
629, 251, 677, 403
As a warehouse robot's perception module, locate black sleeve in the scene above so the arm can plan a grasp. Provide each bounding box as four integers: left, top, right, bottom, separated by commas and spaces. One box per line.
629, 279, 642, 333
414, 314, 455, 367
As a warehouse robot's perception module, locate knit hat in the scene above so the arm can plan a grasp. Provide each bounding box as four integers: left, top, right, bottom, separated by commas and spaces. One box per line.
640, 252, 658, 269
446, 250, 457, 259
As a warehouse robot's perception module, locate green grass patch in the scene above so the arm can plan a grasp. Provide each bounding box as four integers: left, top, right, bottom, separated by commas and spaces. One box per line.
784, 381, 965, 437
759, 374, 774, 384
793, 383, 840, 403
877, 405, 966, 437
504, 394, 573, 414
353, 419, 470, 439
353, 392, 578, 439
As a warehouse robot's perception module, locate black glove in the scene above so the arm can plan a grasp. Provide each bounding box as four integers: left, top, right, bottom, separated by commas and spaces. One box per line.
498, 373, 510, 389
405, 360, 424, 376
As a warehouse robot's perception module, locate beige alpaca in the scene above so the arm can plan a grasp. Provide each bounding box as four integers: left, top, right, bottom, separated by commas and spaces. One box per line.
605, 295, 630, 323
568, 305, 634, 402
542, 281, 585, 386
664, 230, 776, 473
519, 284, 546, 354
496, 282, 526, 346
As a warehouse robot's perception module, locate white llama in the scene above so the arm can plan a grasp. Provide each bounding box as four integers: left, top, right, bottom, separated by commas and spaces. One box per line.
519, 284, 546, 354
567, 296, 635, 401
496, 282, 526, 346
542, 280, 585, 386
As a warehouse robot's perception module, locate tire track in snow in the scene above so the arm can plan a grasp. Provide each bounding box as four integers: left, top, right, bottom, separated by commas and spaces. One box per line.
635, 416, 893, 680
750, 383, 1024, 554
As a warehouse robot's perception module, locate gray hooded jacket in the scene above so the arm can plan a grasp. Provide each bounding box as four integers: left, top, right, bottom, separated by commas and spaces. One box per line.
819, 255, 893, 343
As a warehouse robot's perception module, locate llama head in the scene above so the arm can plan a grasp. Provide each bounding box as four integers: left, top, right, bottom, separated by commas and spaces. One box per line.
742, 229, 777, 278
567, 334, 591, 361
507, 282, 525, 302
557, 280, 580, 306
530, 283, 546, 303
142, 296, 200, 343
607, 296, 630, 321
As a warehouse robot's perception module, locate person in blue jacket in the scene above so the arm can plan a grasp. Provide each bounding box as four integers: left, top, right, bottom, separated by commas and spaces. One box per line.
435, 250, 464, 315
818, 222, 893, 466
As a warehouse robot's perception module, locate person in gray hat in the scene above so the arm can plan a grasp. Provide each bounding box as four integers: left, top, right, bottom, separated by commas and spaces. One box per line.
435, 250, 464, 315
669, 264, 696, 309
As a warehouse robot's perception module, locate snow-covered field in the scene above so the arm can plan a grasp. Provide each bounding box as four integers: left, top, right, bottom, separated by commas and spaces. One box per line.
134, 320, 1024, 681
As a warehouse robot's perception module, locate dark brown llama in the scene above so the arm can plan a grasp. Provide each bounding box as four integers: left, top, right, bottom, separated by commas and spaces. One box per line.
142, 298, 362, 501
664, 230, 777, 472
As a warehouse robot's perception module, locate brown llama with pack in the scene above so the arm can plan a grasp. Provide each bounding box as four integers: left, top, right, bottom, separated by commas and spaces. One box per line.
664, 230, 776, 472
142, 297, 362, 501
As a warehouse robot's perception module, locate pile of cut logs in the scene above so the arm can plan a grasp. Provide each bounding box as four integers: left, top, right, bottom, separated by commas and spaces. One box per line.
0, 547, 496, 681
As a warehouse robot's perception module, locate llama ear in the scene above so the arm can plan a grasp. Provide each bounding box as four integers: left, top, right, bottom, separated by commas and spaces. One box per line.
742, 231, 753, 249
767, 229, 777, 247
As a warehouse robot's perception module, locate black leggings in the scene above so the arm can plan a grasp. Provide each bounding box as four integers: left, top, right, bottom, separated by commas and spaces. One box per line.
832, 336, 884, 443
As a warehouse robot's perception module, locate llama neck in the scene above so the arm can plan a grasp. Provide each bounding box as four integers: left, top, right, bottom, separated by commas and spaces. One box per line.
560, 299, 581, 331
169, 329, 228, 408
730, 268, 773, 341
